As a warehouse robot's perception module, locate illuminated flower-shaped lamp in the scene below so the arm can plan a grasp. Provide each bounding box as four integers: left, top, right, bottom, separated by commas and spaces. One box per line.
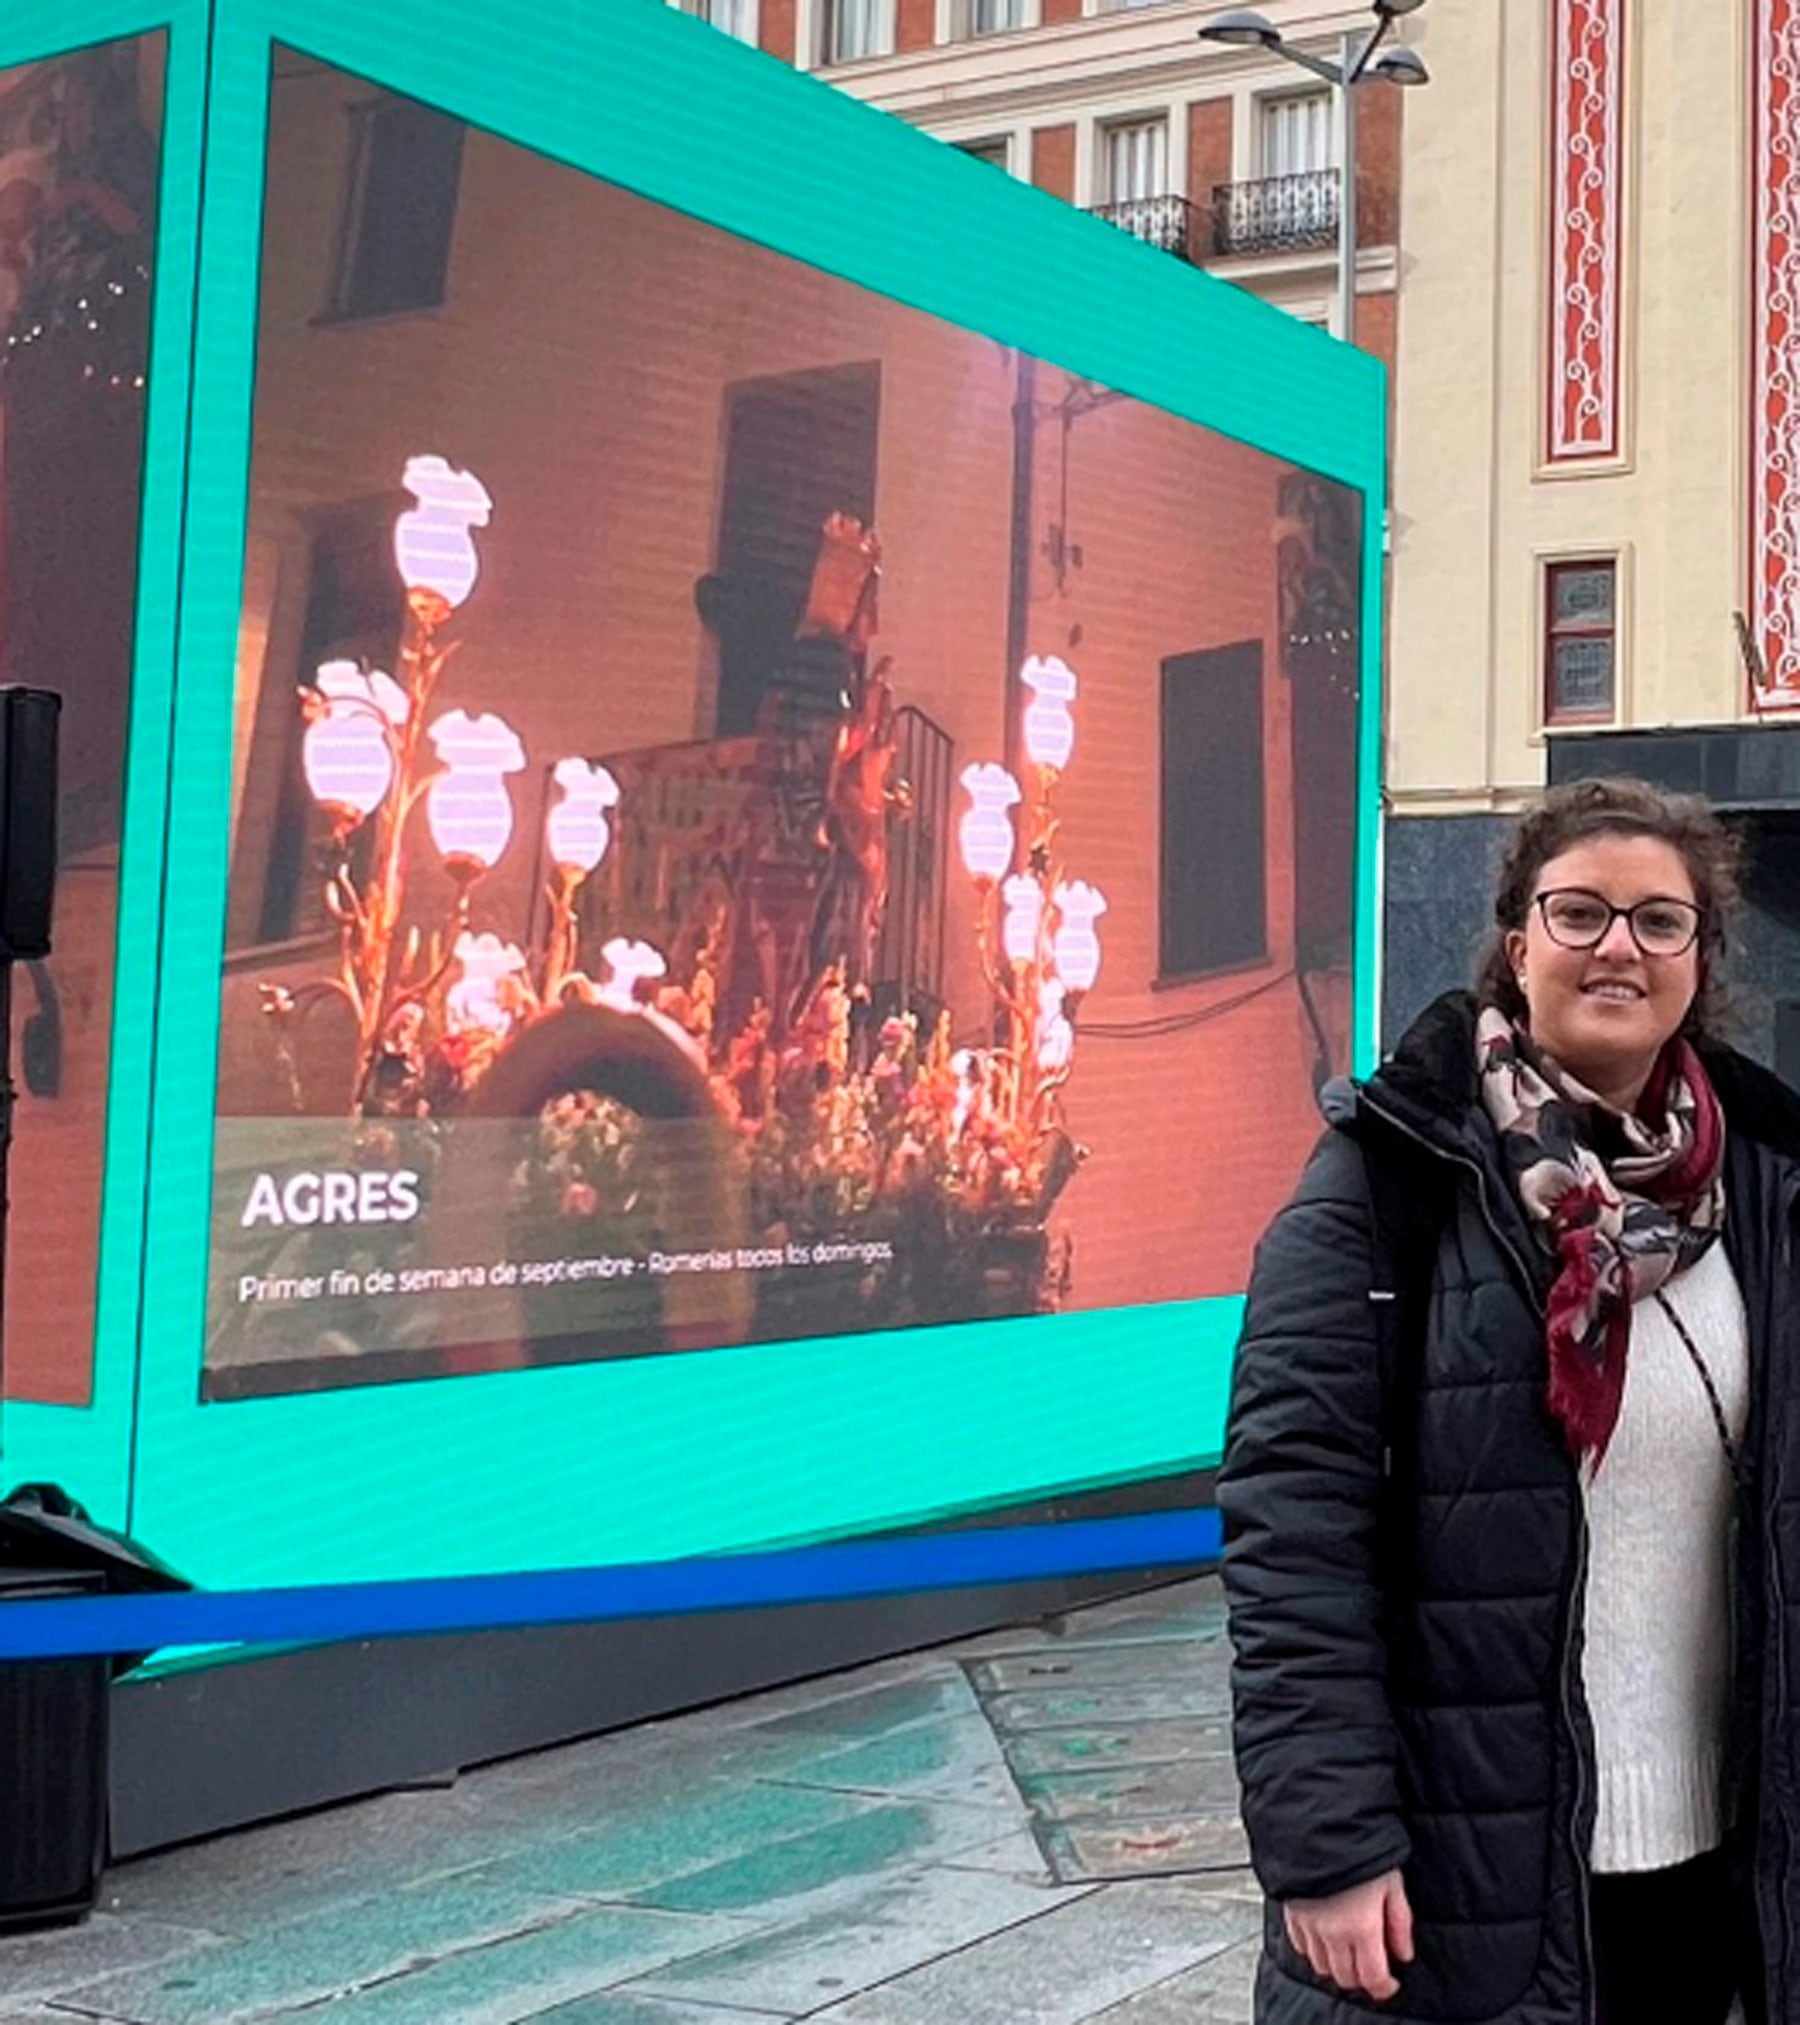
1037, 978, 1074, 1073
958, 762, 1021, 886
546, 757, 622, 879
446, 931, 528, 1036
302, 661, 409, 834
1001, 872, 1043, 967
597, 936, 666, 1013
426, 709, 526, 885
1021, 655, 1078, 776
395, 455, 493, 624
1052, 880, 1108, 995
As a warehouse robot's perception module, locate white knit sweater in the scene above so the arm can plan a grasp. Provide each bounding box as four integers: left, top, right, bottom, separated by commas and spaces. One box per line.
1582, 1238, 1749, 1874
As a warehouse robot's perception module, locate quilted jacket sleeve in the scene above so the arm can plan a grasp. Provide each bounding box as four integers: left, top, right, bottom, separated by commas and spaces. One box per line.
1216, 1124, 1411, 1904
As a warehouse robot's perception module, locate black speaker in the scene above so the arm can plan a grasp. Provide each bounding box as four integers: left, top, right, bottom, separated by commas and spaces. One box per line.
0, 688, 59, 963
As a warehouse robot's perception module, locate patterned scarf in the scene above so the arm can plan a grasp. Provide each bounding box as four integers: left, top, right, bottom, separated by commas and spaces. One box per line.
1475, 1006, 1726, 1467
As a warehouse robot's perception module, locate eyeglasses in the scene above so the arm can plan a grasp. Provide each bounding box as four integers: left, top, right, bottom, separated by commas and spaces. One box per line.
1533, 888, 1703, 958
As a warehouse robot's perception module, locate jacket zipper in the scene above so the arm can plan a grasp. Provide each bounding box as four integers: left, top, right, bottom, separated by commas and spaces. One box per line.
1353, 1092, 1596, 2021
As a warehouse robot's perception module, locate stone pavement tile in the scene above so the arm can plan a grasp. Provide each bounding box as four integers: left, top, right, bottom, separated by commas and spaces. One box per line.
743, 1678, 976, 1744
233, 1905, 767, 2025
970, 1643, 1226, 1695
1045, 1816, 1250, 1883
525, 1999, 786, 2024
101, 1786, 555, 1932
981, 1682, 1232, 1730
626, 1863, 1087, 2014
629, 1655, 951, 1744
626, 1798, 1024, 1918
769, 1711, 1022, 1809
939, 1829, 1054, 1882
0, 1913, 220, 2006
1005, 1717, 1233, 1778
805, 1876, 1260, 2025
466, 1785, 880, 1903
1019, 1754, 1242, 1824
52, 1875, 583, 2024
1086, 1933, 1260, 2024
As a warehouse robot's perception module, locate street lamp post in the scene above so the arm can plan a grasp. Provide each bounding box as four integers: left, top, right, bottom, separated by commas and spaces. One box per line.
1198, 1, 1430, 346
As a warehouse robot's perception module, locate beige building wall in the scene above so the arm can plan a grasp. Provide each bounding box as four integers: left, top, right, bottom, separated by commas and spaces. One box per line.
1391, 0, 1750, 816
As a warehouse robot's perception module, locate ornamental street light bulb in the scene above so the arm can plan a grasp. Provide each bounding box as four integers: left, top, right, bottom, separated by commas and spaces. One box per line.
547, 757, 623, 877
1053, 879, 1109, 993
598, 936, 667, 1011
395, 455, 494, 617
302, 660, 408, 825
426, 709, 527, 874
958, 762, 1021, 883
1021, 654, 1078, 773
1001, 873, 1043, 965
447, 931, 528, 1035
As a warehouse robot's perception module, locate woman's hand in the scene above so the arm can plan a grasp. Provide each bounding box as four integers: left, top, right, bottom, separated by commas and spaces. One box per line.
1283, 1869, 1414, 2001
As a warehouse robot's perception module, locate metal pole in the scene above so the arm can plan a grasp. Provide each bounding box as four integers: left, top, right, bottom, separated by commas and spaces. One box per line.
1338, 30, 1358, 345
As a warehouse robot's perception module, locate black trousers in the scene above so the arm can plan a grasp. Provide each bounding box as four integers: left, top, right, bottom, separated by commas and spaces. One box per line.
1591, 1848, 1737, 2025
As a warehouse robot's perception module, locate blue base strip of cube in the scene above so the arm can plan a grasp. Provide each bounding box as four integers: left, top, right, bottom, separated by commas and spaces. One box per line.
0, 1506, 1223, 1659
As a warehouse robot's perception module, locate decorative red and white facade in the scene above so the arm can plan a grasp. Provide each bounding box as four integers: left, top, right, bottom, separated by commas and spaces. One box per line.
1752, 0, 1800, 706
1545, 0, 1625, 468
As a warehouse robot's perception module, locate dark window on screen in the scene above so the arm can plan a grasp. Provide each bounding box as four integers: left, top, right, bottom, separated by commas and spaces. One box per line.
328, 95, 466, 320
1159, 641, 1267, 979
1544, 557, 1618, 724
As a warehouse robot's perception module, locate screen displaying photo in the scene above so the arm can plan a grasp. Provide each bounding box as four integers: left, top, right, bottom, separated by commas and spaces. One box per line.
0, 33, 163, 1406
205, 51, 1364, 1401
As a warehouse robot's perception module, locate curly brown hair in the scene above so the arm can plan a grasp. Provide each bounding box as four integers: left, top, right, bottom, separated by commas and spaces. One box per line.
1473, 776, 1743, 1041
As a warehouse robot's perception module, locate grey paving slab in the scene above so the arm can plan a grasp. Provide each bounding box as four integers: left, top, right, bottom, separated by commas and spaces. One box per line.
238, 1904, 767, 2025
53, 1876, 582, 2024
625, 1799, 1024, 1917
968, 1643, 1226, 1694
769, 1711, 1022, 1809
1003, 1717, 1234, 1777
1045, 1816, 1250, 1882
1019, 1755, 1242, 1824
805, 1877, 1259, 2025
626, 1863, 1086, 2015
525, 1999, 788, 2025
939, 1829, 1055, 1881
0, 1913, 219, 2006
981, 1683, 1233, 1730
466, 1785, 880, 1904
743, 1678, 976, 1744
1085, 1933, 1260, 2024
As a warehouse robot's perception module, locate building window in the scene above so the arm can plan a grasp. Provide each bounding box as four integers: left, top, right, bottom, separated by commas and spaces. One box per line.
1544, 558, 1618, 723
327, 94, 466, 322
670, 0, 757, 37
950, 0, 1026, 34
954, 136, 1012, 169
1101, 117, 1169, 204
1160, 642, 1267, 979
820, 0, 891, 63
1257, 90, 1332, 179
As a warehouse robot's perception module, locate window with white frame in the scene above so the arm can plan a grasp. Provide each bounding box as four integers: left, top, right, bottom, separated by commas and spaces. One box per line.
820, 0, 891, 62
1100, 117, 1169, 205
670, 0, 757, 38
951, 0, 1026, 36
954, 136, 1012, 170
1257, 91, 1331, 179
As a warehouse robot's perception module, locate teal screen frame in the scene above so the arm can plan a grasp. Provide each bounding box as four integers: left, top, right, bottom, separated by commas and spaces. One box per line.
4, 0, 1386, 1598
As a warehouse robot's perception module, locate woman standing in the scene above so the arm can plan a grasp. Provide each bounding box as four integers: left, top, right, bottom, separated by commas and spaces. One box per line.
1218, 777, 1796, 2023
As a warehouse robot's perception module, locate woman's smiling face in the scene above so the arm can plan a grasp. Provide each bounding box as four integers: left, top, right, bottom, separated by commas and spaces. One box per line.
1503, 832, 1703, 1111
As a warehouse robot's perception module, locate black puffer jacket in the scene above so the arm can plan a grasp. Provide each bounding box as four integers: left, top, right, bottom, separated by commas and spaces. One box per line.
1218, 991, 1800, 2025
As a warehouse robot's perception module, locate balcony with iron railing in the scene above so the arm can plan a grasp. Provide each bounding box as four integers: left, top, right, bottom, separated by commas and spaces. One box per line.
1085, 193, 1203, 262
1210, 168, 1340, 258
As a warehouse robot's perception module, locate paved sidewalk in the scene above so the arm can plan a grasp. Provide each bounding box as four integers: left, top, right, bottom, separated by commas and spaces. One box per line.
0, 1576, 1260, 2024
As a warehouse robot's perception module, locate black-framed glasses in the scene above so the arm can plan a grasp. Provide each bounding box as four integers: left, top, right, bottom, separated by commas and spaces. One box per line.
1533, 888, 1703, 958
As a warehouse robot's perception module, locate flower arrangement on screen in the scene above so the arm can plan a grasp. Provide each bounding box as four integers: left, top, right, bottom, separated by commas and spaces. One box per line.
270, 456, 1109, 1324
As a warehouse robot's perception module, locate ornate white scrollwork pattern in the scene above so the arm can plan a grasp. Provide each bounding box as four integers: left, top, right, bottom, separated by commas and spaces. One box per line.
1548, 0, 1624, 464
1754, 0, 1800, 703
